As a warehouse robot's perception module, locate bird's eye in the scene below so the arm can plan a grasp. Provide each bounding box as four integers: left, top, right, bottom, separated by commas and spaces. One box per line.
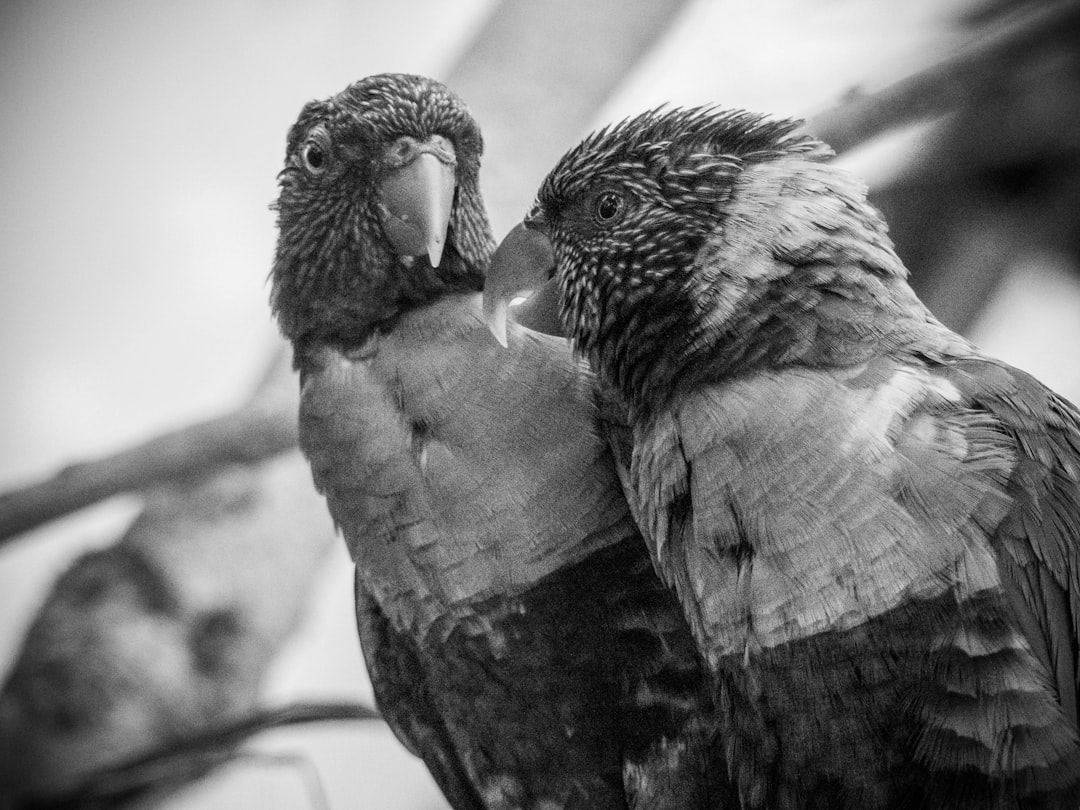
301, 142, 327, 175
593, 192, 625, 225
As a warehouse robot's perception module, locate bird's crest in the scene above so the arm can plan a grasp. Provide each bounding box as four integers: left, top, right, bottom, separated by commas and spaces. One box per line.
537, 106, 830, 211
284, 74, 483, 171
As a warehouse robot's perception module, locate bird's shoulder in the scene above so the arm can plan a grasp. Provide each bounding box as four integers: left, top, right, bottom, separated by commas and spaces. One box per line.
631, 354, 1038, 655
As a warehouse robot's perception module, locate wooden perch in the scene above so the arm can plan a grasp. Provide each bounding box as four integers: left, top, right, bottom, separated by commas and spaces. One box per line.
33, 701, 380, 809
0, 347, 299, 543
809, 0, 1080, 153
4, 0, 1073, 546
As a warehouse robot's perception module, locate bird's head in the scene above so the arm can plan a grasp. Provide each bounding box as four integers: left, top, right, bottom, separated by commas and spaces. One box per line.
271, 73, 494, 348
484, 106, 923, 416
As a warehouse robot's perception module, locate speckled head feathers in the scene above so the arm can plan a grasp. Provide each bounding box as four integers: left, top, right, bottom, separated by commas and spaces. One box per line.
284, 74, 484, 175
532, 106, 829, 223
524, 105, 926, 417
271, 73, 494, 351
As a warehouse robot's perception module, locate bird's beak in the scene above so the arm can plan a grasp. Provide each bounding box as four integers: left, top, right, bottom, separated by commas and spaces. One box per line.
377, 146, 456, 268
482, 222, 559, 347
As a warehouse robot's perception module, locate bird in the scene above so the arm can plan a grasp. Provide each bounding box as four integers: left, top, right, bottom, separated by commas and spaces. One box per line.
270, 74, 738, 810
483, 106, 1080, 809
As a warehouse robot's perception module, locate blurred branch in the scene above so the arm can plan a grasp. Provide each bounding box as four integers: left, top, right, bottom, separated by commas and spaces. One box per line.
809, 0, 1080, 153
0, 347, 298, 544
24, 701, 380, 809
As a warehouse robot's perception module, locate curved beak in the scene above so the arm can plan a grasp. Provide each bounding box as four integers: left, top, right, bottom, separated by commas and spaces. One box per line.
482, 223, 559, 347
377, 144, 456, 268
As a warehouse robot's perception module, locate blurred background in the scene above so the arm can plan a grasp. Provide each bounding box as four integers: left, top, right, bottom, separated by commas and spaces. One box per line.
1, 0, 1078, 807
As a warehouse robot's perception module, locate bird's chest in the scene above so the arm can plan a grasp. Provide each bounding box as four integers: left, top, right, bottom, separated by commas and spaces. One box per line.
299, 298, 625, 640
299, 337, 504, 634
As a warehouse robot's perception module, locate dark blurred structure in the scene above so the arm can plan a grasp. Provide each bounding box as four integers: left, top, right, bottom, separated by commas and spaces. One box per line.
864, 0, 1080, 333
0, 453, 340, 807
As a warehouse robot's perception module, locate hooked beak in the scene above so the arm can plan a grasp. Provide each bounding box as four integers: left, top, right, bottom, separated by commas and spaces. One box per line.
482, 222, 560, 347
377, 140, 456, 268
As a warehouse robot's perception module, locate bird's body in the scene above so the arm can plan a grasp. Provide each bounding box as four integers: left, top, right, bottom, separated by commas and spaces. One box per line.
486, 108, 1080, 808
300, 295, 712, 809
272, 75, 731, 809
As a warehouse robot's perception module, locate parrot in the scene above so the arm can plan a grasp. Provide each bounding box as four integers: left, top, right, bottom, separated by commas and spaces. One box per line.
269, 74, 739, 809
483, 106, 1080, 809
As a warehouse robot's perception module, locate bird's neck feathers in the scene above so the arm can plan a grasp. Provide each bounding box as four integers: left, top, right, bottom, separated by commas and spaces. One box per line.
272, 178, 493, 353
609, 158, 963, 418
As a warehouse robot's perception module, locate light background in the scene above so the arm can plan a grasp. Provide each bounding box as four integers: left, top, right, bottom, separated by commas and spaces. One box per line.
2, 1, 1078, 808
